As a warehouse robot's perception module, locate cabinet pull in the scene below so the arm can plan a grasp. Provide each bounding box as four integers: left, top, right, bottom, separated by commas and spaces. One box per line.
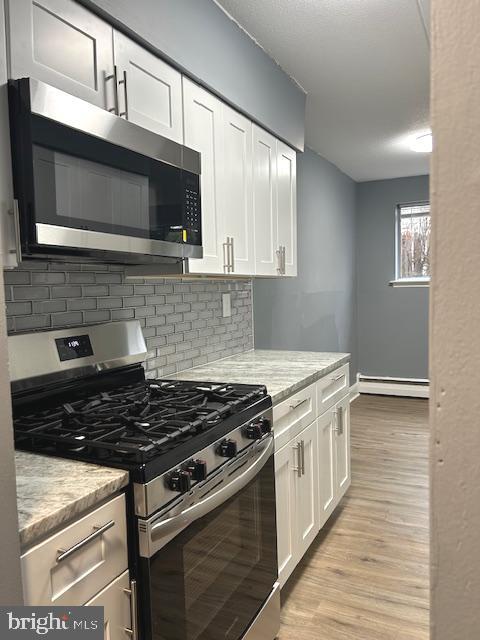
282, 246, 286, 274
9, 199, 22, 264
119, 70, 129, 119
292, 442, 302, 478
105, 66, 119, 115
336, 407, 344, 436
331, 373, 344, 382
229, 237, 235, 273
56, 520, 115, 563
300, 439, 306, 476
223, 239, 229, 273
276, 247, 282, 274
123, 579, 138, 640
289, 397, 308, 411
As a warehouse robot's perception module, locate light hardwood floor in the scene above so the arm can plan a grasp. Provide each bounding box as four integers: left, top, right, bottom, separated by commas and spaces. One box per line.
279, 394, 429, 640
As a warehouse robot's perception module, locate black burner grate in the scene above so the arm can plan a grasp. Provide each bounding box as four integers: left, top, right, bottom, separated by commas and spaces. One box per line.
13, 379, 266, 464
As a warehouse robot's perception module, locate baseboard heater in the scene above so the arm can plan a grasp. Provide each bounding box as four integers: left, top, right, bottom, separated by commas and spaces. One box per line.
358, 375, 429, 398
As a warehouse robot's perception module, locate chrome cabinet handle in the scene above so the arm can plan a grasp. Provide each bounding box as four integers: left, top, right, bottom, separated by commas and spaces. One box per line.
119, 70, 129, 119
223, 239, 230, 273
229, 236, 235, 273
123, 579, 138, 640
9, 199, 22, 264
289, 397, 308, 411
300, 439, 305, 476
276, 247, 282, 274
105, 66, 119, 115
282, 246, 286, 274
336, 407, 344, 436
292, 442, 302, 478
331, 373, 344, 382
56, 520, 115, 563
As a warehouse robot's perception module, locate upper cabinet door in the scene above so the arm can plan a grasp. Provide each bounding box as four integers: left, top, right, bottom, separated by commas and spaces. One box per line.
113, 31, 183, 142
253, 125, 278, 277
183, 78, 224, 274
7, 0, 114, 109
277, 141, 297, 277
222, 106, 255, 276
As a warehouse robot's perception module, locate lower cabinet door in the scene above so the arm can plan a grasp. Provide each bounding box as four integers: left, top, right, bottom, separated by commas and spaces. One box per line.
295, 420, 320, 559
274, 441, 297, 588
85, 571, 133, 640
318, 408, 336, 528
335, 395, 352, 501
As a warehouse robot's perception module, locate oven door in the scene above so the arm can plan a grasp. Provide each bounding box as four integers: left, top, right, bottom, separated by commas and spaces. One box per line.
9, 78, 202, 262
137, 435, 278, 640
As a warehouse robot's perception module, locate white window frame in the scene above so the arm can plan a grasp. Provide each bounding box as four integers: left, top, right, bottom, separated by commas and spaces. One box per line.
390, 201, 430, 287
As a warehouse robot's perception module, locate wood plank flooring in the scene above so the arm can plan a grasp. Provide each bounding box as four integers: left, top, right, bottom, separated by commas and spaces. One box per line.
278, 395, 429, 640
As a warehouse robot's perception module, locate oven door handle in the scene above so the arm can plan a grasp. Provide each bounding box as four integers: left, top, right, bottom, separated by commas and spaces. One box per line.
149, 435, 274, 543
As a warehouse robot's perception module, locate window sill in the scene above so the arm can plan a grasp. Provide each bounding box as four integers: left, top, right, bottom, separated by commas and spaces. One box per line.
389, 278, 430, 288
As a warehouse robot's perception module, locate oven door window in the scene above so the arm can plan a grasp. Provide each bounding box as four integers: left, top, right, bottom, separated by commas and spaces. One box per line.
28, 116, 200, 246
146, 455, 277, 640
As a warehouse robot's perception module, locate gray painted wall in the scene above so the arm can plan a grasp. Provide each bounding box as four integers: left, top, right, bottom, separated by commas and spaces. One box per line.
0, 0, 23, 604
356, 175, 430, 379
82, 0, 306, 150
254, 148, 357, 375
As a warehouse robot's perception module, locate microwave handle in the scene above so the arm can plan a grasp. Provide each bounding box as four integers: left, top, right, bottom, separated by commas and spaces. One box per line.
149, 435, 274, 544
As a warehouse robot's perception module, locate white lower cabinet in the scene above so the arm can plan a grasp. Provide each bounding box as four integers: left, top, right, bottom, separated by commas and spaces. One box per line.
274, 369, 351, 588
275, 419, 319, 588
85, 570, 134, 640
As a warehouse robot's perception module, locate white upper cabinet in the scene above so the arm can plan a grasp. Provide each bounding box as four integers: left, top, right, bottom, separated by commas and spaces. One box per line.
253, 125, 278, 277
183, 78, 225, 274
113, 31, 183, 142
277, 141, 297, 276
222, 106, 255, 276
7, 0, 114, 110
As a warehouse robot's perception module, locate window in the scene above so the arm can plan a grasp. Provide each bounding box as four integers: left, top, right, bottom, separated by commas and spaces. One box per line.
395, 202, 431, 282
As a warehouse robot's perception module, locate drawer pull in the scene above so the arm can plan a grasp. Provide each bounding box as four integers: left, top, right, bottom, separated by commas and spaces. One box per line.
123, 579, 138, 640
56, 520, 115, 563
289, 398, 309, 411
330, 373, 344, 382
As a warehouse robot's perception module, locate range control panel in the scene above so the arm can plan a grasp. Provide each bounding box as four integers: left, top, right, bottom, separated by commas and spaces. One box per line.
55, 334, 94, 361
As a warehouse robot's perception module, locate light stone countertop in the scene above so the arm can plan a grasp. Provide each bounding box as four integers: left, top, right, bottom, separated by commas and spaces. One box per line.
172, 349, 350, 404
16, 451, 129, 549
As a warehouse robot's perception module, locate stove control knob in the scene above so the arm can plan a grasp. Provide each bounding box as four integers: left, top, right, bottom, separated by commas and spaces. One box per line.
245, 423, 263, 440
186, 459, 208, 482
167, 470, 191, 493
258, 417, 272, 434
217, 439, 237, 458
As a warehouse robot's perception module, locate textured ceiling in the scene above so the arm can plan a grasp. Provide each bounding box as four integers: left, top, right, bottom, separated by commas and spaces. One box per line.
215, 0, 430, 181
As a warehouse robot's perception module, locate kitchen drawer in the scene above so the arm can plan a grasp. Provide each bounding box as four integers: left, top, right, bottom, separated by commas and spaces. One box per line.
22, 494, 128, 606
316, 364, 350, 414
273, 383, 317, 451
86, 570, 134, 640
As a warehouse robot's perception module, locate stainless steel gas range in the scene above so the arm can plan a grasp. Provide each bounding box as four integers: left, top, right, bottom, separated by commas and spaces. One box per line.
9, 321, 280, 640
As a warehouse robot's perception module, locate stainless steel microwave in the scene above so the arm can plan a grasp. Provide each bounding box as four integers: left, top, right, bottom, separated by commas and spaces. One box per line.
8, 78, 202, 264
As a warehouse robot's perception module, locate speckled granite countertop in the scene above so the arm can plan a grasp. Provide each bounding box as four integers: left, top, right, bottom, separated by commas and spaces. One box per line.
172, 349, 350, 404
16, 452, 129, 549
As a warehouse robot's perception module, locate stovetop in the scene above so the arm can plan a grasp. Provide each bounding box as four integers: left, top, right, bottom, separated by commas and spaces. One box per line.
12, 378, 271, 482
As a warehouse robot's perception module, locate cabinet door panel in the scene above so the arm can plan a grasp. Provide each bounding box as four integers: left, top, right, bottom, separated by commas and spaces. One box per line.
223, 107, 255, 275
335, 395, 351, 500
8, 0, 114, 109
113, 31, 183, 142
277, 141, 297, 276
318, 408, 336, 528
274, 442, 297, 588
253, 125, 277, 276
85, 571, 132, 640
183, 79, 224, 274
296, 420, 320, 558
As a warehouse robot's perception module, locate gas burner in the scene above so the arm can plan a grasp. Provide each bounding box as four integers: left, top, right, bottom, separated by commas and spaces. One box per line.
13, 379, 268, 472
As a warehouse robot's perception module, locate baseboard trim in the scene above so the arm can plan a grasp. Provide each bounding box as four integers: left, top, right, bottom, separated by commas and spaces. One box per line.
349, 382, 360, 402
358, 378, 429, 399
